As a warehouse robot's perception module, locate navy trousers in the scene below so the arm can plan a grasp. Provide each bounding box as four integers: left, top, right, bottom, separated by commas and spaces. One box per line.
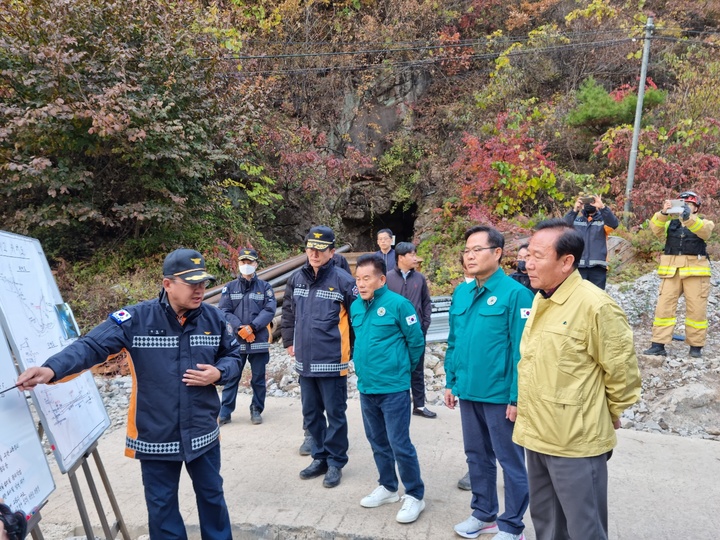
579, 266, 608, 290
299, 375, 349, 468
360, 390, 424, 499
140, 444, 231, 540
220, 351, 269, 416
460, 400, 529, 535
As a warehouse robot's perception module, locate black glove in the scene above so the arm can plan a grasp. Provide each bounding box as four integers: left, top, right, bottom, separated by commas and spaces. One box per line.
681, 204, 691, 221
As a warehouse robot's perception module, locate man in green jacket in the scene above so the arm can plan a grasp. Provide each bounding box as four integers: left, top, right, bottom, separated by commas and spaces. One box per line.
350, 253, 427, 525
514, 218, 640, 540
445, 225, 534, 540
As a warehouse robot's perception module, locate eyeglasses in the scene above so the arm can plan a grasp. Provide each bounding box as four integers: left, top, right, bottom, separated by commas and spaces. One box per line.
463, 246, 499, 255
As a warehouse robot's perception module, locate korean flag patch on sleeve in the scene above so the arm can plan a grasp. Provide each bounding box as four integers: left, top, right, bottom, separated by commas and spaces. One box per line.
109, 309, 132, 325
406, 314, 418, 326
520, 307, 531, 319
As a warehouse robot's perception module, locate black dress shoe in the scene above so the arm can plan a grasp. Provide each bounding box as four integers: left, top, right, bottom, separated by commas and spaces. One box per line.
299, 459, 328, 479
413, 407, 437, 419
323, 466, 342, 488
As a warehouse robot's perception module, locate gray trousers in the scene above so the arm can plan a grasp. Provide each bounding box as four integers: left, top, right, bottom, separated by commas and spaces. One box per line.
526, 449, 610, 540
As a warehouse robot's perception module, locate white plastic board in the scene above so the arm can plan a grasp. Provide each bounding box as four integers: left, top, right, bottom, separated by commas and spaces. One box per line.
0, 323, 55, 517
0, 231, 110, 473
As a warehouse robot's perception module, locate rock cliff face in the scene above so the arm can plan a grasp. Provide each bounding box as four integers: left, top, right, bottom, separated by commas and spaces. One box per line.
263, 70, 435, 251
331, 70, 430, 157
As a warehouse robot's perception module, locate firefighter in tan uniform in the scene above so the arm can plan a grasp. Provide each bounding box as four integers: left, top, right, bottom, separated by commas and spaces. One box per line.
643, 191, 714, 358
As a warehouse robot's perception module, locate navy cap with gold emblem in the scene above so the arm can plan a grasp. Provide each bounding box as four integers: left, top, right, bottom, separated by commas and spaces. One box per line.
305, 226, 335, 251
238, 247, 259, 261
163, 248, 216, 283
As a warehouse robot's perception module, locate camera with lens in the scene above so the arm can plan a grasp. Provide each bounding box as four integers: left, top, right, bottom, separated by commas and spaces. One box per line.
0, 503, 27, 540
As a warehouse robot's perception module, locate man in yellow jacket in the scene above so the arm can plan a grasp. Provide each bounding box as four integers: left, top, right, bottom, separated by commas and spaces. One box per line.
513, 218, 641, 540
643, 191, 714, 358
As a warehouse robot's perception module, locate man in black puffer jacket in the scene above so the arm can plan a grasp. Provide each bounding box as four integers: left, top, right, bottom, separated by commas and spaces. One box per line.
563, 194, 619, 290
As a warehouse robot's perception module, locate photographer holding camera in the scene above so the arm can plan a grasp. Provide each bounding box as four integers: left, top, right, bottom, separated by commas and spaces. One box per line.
644, 191, 714, 358
563, 194, 619, 290
0, 499, 27, 540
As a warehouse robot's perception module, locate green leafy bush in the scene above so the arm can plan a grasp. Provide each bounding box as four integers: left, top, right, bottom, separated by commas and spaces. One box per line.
567, 77, 666, 133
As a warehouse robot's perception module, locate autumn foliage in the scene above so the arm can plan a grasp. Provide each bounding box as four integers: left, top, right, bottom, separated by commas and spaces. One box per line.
453, 110, 564, 221
598, 119, 720, 219
1, 0, 720, 270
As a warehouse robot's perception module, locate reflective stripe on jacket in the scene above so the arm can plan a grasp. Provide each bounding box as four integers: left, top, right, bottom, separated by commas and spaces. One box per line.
280, 261, 357, 377
218, 275, 276, 353
656, 256, 711, 278
43, 296, 241, 461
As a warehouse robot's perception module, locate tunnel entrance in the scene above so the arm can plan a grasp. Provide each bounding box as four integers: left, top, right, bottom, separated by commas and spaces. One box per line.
344, 202, 418, 251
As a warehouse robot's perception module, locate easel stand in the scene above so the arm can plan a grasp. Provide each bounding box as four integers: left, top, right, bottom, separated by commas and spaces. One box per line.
67, 444, 131, 540
28, 509, 45, 540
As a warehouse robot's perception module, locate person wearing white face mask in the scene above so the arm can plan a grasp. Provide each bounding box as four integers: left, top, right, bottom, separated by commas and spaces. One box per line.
218, 248, 277, 425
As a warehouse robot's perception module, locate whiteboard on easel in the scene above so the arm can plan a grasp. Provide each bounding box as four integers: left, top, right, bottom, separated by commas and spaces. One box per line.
0, 323, 55, 517
0, 231, 110, 473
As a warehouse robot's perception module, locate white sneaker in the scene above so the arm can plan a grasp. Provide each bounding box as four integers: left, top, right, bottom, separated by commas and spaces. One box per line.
493, 532, 525, 540
360, 485, 400, 508
395, 494, 425, 523
454, 515, 499, 538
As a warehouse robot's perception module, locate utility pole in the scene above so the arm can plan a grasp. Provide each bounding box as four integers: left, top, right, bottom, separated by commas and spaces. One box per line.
624, 17, 654, 226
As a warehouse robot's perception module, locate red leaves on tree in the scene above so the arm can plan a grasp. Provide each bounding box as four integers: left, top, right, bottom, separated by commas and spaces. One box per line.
452, 112, 560, 219
599, 119, 720, 222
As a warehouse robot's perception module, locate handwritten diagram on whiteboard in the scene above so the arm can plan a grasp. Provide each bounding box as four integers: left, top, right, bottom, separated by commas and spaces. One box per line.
0, 325, 55, 517
0, 231, 110, 473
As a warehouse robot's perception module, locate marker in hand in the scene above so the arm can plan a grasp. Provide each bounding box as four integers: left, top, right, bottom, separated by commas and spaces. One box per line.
0, 384, 20, 395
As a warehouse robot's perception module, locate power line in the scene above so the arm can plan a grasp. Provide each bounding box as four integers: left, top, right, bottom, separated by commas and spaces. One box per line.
652, 35, 720, 49
219, 29, 636, 62
216, 29, 719, 78
236, 27, 645, 48
221, 37, 639, 76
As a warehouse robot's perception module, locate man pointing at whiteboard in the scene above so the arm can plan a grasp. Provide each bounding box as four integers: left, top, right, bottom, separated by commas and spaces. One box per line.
17, 248, 241, 540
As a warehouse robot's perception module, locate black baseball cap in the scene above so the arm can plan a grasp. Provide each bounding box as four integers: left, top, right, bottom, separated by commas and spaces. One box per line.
305, 226, 335, 251
163, 248, 216, 283
238, 247, 259, 261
